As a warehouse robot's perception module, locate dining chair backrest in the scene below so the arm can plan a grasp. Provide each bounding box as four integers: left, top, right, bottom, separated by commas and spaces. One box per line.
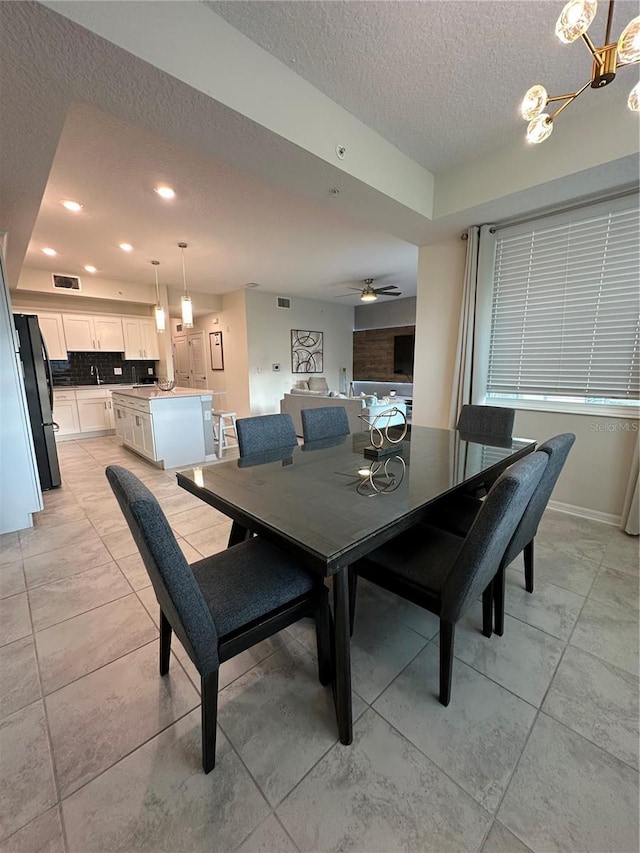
457, 404, 515, 438
301, 406, 350, 443
106, 465, 220, 675
441, 451, 547, 623
502, 433, 575, 567
236, 413, 298, 457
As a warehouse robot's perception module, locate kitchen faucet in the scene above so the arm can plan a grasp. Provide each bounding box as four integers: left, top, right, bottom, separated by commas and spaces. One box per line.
90, 365, 102, 385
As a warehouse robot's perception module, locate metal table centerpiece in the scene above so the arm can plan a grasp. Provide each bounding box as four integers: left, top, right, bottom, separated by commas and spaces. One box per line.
359, 405, 408, 459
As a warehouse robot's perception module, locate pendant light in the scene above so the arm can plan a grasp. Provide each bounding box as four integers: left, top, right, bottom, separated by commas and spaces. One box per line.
151, 260, 166, 333
178, 241, 193, 328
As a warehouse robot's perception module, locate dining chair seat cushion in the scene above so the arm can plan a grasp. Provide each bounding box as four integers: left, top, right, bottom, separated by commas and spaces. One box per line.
191, 537, 316, 637
360, 524, 463, 596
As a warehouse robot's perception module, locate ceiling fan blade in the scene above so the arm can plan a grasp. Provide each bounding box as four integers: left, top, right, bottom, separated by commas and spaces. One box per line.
379, 291, 402, 296
373, 285, 399, 293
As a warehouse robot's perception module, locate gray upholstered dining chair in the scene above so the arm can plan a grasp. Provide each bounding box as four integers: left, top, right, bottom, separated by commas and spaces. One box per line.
437, 433, 576, 634
349, 451, 548, 706
236, 413, 298, 457
457, 404, 515, 438
106, 464, 332, 773
301, 406, 350, 443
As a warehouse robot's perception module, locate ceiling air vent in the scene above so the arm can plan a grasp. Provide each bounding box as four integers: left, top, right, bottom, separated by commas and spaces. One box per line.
277, 296, 291, 310
52, 273, 81, 291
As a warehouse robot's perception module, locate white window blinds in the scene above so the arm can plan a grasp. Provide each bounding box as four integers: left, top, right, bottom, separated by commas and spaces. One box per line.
487, 203, 640, 402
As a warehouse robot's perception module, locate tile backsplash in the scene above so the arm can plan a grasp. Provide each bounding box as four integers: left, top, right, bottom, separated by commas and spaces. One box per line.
51, 351, 157, 386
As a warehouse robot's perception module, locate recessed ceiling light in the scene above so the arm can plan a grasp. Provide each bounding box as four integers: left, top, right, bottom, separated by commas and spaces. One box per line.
119, 243, 133, 252
84, 265, 97, 273
61, 200, 83, 212
154, 186, 175, 200
42, 247, 57, 256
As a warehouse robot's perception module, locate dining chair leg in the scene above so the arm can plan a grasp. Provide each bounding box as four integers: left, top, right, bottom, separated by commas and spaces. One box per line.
201, 670, 219, 773
315, 590, 333, 686
493, 565, 506, 636
524, 540, 534, 593
348, 567, 358, 637
482, 584, 493, 638
159, 610, 172, 676
439, 621, 455, 707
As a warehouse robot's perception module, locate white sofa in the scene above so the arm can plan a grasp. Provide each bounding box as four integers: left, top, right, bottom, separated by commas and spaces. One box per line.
280, 390, 407, 437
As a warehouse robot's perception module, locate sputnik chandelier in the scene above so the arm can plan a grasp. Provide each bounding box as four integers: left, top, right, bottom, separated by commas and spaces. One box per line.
521, 0, 640, 143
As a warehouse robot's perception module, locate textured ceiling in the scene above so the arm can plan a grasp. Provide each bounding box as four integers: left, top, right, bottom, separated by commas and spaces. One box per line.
27, 103, 418, 301
208, 0, 637, 173
1, 0, 637, 307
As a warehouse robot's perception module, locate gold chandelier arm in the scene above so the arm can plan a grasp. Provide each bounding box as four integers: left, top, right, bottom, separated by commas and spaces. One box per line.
604, 0, 615, 45
549, 79, 592, 120
581, 31, 604, 64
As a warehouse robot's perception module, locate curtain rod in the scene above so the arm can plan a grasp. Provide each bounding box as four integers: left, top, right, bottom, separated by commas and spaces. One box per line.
490, 185, 639, 232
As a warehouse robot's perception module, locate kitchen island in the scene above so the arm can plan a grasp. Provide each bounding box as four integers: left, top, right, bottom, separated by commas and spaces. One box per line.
112, 387, 215, 469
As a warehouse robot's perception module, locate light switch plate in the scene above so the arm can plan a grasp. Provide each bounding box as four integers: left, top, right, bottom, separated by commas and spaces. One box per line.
114, 367, 123, 375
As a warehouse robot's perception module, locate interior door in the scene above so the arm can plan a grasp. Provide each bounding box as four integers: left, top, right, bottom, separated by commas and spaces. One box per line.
188, 331, 206, 388
173, 335, 190, 387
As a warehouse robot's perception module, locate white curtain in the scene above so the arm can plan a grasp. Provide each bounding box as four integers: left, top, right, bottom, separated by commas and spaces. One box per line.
622, 439, 639, 535
449, 224, 496, 428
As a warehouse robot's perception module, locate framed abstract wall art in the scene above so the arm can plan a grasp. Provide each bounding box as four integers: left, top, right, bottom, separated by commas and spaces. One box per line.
291, 329, 323, 373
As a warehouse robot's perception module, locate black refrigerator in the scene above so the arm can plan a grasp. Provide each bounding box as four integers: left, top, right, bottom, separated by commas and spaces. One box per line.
13, 314, 61, 490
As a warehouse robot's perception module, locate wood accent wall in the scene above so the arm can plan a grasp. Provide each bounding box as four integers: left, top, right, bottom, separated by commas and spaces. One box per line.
353, 325, 415, 381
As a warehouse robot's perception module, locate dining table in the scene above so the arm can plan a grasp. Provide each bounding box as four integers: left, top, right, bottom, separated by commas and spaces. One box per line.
177, 424, 536, 745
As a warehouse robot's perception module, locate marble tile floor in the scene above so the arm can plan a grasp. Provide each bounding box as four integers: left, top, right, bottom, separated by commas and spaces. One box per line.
0, 435, 638, 853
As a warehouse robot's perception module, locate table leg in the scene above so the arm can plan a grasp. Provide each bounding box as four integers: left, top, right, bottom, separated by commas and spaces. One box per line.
333, 567, 353, 745
228, 521, 250, 547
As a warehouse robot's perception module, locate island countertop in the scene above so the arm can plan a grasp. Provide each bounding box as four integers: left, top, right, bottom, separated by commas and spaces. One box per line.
112, 387, 213, 400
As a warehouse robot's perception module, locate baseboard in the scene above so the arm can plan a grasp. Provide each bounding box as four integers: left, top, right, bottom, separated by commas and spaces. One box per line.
55, 429, 116, 442
547, 499, 621, 527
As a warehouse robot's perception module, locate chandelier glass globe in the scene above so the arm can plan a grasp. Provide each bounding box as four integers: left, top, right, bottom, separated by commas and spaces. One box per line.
527, 114, 554, 144
555, 0, 597, 43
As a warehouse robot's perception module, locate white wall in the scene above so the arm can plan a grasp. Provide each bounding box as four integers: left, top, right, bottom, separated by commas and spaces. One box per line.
245, 289, 354, 415
16, 267, 156, 306
515, 409, 638, 523
412, 239, 466, 429
412, 237, 638, 521
354, 296, 416, 331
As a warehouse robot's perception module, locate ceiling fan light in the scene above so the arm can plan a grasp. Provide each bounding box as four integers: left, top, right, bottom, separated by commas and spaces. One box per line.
526, 114, 554, 144
617, 16, 640, 64
521, 85, 548, 120
360, 290, 377, 302
628, 81, 640, 111
555, 0, 597, 43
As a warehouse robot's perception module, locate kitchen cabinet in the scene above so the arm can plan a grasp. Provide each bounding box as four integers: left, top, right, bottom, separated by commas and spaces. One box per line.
63, 314, 125, 352
52, 391, 80, 436
123, 317, 159, 360
112, 388, 214, 468
36, 312, 67, 360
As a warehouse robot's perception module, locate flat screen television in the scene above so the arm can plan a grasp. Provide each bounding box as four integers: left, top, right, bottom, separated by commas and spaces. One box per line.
393, 334, 414, 376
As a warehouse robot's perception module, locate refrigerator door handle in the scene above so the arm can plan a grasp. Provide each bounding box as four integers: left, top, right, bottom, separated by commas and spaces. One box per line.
39, 330, 54, 412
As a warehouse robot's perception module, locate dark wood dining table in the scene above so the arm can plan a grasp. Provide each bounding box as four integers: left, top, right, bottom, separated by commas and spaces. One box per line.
177, 424, 536, 745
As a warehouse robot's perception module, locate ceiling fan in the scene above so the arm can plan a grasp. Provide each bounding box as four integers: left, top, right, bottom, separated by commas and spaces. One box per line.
337, 278, 402, 302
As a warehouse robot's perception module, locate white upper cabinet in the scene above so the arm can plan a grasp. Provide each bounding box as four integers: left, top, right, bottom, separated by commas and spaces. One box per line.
123, 317, 159, 360
36, 312, 67, 360
63, 314, 124, 352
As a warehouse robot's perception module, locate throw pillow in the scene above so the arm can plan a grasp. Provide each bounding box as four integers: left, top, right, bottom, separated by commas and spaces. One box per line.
308, 377, 329, 392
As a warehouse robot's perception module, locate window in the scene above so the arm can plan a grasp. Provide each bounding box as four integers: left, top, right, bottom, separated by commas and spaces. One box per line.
485, 199, 639, 412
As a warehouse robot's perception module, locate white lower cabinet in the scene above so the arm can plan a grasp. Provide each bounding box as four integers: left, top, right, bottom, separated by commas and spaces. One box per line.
52, 394, 80, 436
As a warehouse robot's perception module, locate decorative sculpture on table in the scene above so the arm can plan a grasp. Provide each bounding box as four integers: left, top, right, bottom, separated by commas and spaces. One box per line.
356, 455, 406, 497
360, 406, 408, 459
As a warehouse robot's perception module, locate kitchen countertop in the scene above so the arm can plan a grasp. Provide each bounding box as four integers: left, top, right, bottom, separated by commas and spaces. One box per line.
112, 387, 213, 400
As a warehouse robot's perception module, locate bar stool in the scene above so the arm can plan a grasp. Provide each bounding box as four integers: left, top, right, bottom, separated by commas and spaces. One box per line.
212, 411, 238, 459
